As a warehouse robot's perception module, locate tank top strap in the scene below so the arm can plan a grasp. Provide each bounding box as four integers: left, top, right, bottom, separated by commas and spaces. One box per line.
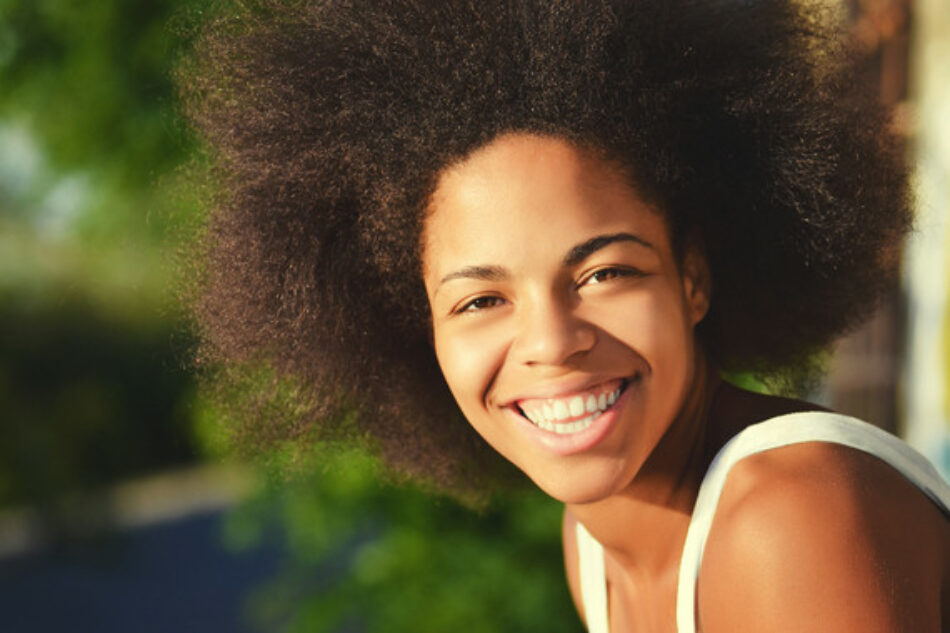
576, 520, 609, 633
675, 411, 950, 633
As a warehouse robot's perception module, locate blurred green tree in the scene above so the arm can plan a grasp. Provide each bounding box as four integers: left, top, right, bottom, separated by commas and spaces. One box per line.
0, 0, 200, 241
0, 0, 206, 508
221, 445, 584, 633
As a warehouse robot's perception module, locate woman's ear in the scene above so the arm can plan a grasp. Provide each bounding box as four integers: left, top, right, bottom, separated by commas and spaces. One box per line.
681, 236, 711, 326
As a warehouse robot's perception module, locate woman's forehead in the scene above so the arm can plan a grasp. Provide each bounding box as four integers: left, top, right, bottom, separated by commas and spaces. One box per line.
422, 133, 671, 277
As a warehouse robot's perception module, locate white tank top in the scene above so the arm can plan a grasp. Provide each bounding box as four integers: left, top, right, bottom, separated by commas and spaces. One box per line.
575, 411, 950, 633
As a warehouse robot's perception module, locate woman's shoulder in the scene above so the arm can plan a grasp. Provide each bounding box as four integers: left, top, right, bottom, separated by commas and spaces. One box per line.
697, 410, 950, 633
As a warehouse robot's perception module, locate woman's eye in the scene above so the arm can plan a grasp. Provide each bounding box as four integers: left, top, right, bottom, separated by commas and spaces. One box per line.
580, 266, 639, 286
455, 295, 506, 314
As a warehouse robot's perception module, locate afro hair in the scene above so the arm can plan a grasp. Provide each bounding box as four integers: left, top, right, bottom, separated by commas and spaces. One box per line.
179, 0, 910, 494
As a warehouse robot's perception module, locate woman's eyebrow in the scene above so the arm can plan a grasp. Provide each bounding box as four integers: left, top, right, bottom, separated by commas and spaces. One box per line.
563, 232, 654, 266
437, 265, 508, 290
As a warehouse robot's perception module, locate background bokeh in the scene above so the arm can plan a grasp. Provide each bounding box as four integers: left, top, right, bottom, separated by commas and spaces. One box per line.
0, 1, 946, 632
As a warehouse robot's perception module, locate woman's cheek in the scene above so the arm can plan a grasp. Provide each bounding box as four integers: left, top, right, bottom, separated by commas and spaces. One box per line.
434, 319, 510, 413
639, 293, 698, 413
603, 290, 693, 391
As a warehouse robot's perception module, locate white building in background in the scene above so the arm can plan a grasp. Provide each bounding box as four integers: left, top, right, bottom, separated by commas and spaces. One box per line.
904, 0, 950, 478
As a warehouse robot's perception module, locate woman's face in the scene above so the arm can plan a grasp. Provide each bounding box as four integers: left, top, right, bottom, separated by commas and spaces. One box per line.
422, 134, 709, 503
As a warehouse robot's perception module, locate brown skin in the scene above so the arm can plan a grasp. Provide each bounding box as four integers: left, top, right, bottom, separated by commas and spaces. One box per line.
423, 133, 948, 632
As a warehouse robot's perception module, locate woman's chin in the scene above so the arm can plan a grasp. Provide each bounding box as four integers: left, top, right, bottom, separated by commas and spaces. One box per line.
526, 460, 634, 506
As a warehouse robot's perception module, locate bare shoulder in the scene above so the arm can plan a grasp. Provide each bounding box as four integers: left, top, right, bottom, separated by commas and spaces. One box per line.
561, 508, 586, 623
698, 441, 949, 633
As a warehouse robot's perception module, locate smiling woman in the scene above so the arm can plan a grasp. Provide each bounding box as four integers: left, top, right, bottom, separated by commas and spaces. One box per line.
424, 134, 709, 505
179, 0, 950, 631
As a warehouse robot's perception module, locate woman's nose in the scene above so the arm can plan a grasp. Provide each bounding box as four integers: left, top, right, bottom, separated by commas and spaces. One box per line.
509, 297, 596, 367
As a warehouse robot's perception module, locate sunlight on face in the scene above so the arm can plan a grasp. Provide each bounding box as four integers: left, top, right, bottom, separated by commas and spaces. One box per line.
422, 134, 708, 503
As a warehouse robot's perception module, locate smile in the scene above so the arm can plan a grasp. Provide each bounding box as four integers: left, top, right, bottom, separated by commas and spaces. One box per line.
515, 379, 628, 435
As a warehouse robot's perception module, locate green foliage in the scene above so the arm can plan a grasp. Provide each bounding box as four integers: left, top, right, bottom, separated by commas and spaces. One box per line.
721, 371, 769, 394
0, 0, 208, 507
226, 447, 584, 633
0, 0, 198, 181
0, 286, 198, 507
0, 0, 208, 261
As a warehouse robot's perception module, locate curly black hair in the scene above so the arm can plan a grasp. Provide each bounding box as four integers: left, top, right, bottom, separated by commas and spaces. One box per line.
179, 0, 910, 495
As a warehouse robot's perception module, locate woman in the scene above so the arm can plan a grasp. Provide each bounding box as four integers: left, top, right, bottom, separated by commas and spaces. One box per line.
181, 0, 950, 630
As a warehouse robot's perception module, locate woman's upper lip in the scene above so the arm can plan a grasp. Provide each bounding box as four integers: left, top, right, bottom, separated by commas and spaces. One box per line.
499, 377, 627, 407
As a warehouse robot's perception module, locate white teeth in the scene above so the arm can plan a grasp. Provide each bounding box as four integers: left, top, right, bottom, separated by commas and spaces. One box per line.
517, 381, 628, 434
569, 396, 585, 417
534, 413, 597, 434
